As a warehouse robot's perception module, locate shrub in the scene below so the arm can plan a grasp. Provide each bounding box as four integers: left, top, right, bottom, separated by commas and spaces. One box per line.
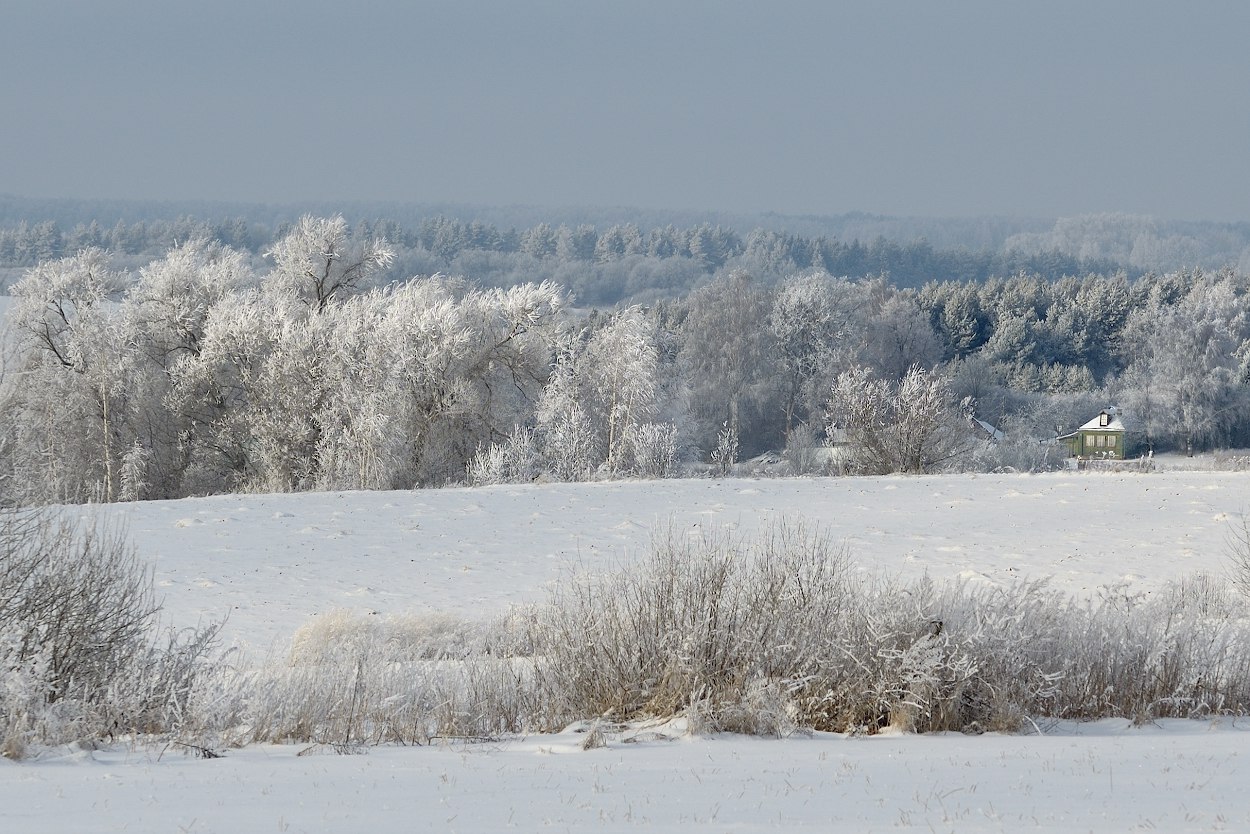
10, 514, 1248, 752
1227, 513, 1250, 600
0, 510, 222, 754
523, 523, 1025, 734
710, 424, 738, 475
523, 523, 1250, 735
0, 512, 157, 703
827, 365, 974, 474
631, 422, 680, 478
466, 426, 540, 486
782, 422, 827, 476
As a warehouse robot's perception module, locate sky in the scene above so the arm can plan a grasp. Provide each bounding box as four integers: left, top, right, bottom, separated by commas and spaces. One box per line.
3, 1, 1249, 221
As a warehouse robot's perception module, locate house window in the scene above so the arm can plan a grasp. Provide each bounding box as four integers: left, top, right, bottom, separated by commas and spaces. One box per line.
1099, 413, 1109, 427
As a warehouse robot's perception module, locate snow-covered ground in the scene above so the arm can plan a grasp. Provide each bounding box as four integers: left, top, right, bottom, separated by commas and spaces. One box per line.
6, 718, 1249, 832
102, 471, 1247, 651
5, 471, 1250, 832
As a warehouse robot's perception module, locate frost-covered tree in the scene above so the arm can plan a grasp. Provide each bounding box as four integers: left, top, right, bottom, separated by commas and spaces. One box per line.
927, 281, 989, 359
328, 278, 565, 488
264, 214, 394, 311
0, 241, 263, 502
535, 307, 679, 479
827, 366, 974, 474
582, 307, 663, 474
535, 339, 599, 481
861, 293, 945, 382
680, 270, 778, 455
125, 239, 254, 366
594, 224, 645, 263
769, 271, 856, 435
165, 289, 286, 492
1119, 273, 1250, 454
167, 275, 566, 492
520, 223, 559, 260
555, 224, 598, 262
2, 249, 133, 502
115, 240, 256, 497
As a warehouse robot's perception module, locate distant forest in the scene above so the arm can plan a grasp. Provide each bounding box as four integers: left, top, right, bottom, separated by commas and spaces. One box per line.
0, 199, 1129, 305
3, 195, 1250, 299
3, 198, 1250, 504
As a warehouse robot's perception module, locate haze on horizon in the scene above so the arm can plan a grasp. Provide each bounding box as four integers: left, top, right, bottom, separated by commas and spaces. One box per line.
3, 0, 1248, 223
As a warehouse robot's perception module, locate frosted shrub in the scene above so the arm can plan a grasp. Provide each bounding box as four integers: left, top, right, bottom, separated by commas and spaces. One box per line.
631, 422, 679, 478
0, 513, 158, 705
0, 629, 50, 758
0, 511, 224, 753
467, 427, 540, 486
524, 523, 1250, 735
526, 523, 918, 733
15, 518, 1245, 752
1226, 514, 1250, 601
827, 365, 973, 474
782, 422, 826, 475
1048, 582, 1250, 721
710, 424, 738, 475
155, 524, 1250, 749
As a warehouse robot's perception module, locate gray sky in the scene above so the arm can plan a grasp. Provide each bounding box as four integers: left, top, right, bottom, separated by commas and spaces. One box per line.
3, 0, 1248, 221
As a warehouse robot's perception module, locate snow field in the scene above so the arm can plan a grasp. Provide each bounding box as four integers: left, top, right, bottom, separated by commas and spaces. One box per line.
4, 719, 1248, 832
101, 471, 1250, 650
4, 470, 1250, 832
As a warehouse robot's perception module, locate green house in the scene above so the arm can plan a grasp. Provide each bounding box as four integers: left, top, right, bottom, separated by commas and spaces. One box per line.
1058, 407, 1126, 460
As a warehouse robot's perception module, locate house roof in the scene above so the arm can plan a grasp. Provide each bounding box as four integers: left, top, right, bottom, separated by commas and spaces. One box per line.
1077, 407, 1126, 433
973, 418, 1004, 442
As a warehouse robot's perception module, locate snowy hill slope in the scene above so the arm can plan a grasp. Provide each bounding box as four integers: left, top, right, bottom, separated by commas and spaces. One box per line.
79, 470, 1249, 652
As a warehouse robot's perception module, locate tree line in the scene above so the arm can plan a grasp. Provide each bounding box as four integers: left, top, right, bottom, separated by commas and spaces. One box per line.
0, 214, 1125, 304
1, 215, 1248, 505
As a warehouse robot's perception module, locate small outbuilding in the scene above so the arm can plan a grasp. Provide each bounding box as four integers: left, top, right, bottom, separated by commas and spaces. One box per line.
1057, 407, 1127, 460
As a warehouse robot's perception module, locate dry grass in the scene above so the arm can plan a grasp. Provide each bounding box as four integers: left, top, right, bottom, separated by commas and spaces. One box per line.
8, 517, 1250, 755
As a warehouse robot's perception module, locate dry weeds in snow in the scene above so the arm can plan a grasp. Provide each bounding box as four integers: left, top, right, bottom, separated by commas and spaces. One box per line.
6, 514, 1250, 755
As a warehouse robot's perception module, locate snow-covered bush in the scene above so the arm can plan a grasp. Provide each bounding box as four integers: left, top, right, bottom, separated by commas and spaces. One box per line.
8, 515, 1247, 753
0, 511, 223, 754
200, 609, 531, 748
827, 365, 974, 474
467, 427, 540, 486
289, 609, 489, 666
523, 523, 1030, 735
1227, 514, 1250, 601
782, 422, 828, 475
710, 423, 739, 475
522, 522, 1250, 736
630, 422, 680, 478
